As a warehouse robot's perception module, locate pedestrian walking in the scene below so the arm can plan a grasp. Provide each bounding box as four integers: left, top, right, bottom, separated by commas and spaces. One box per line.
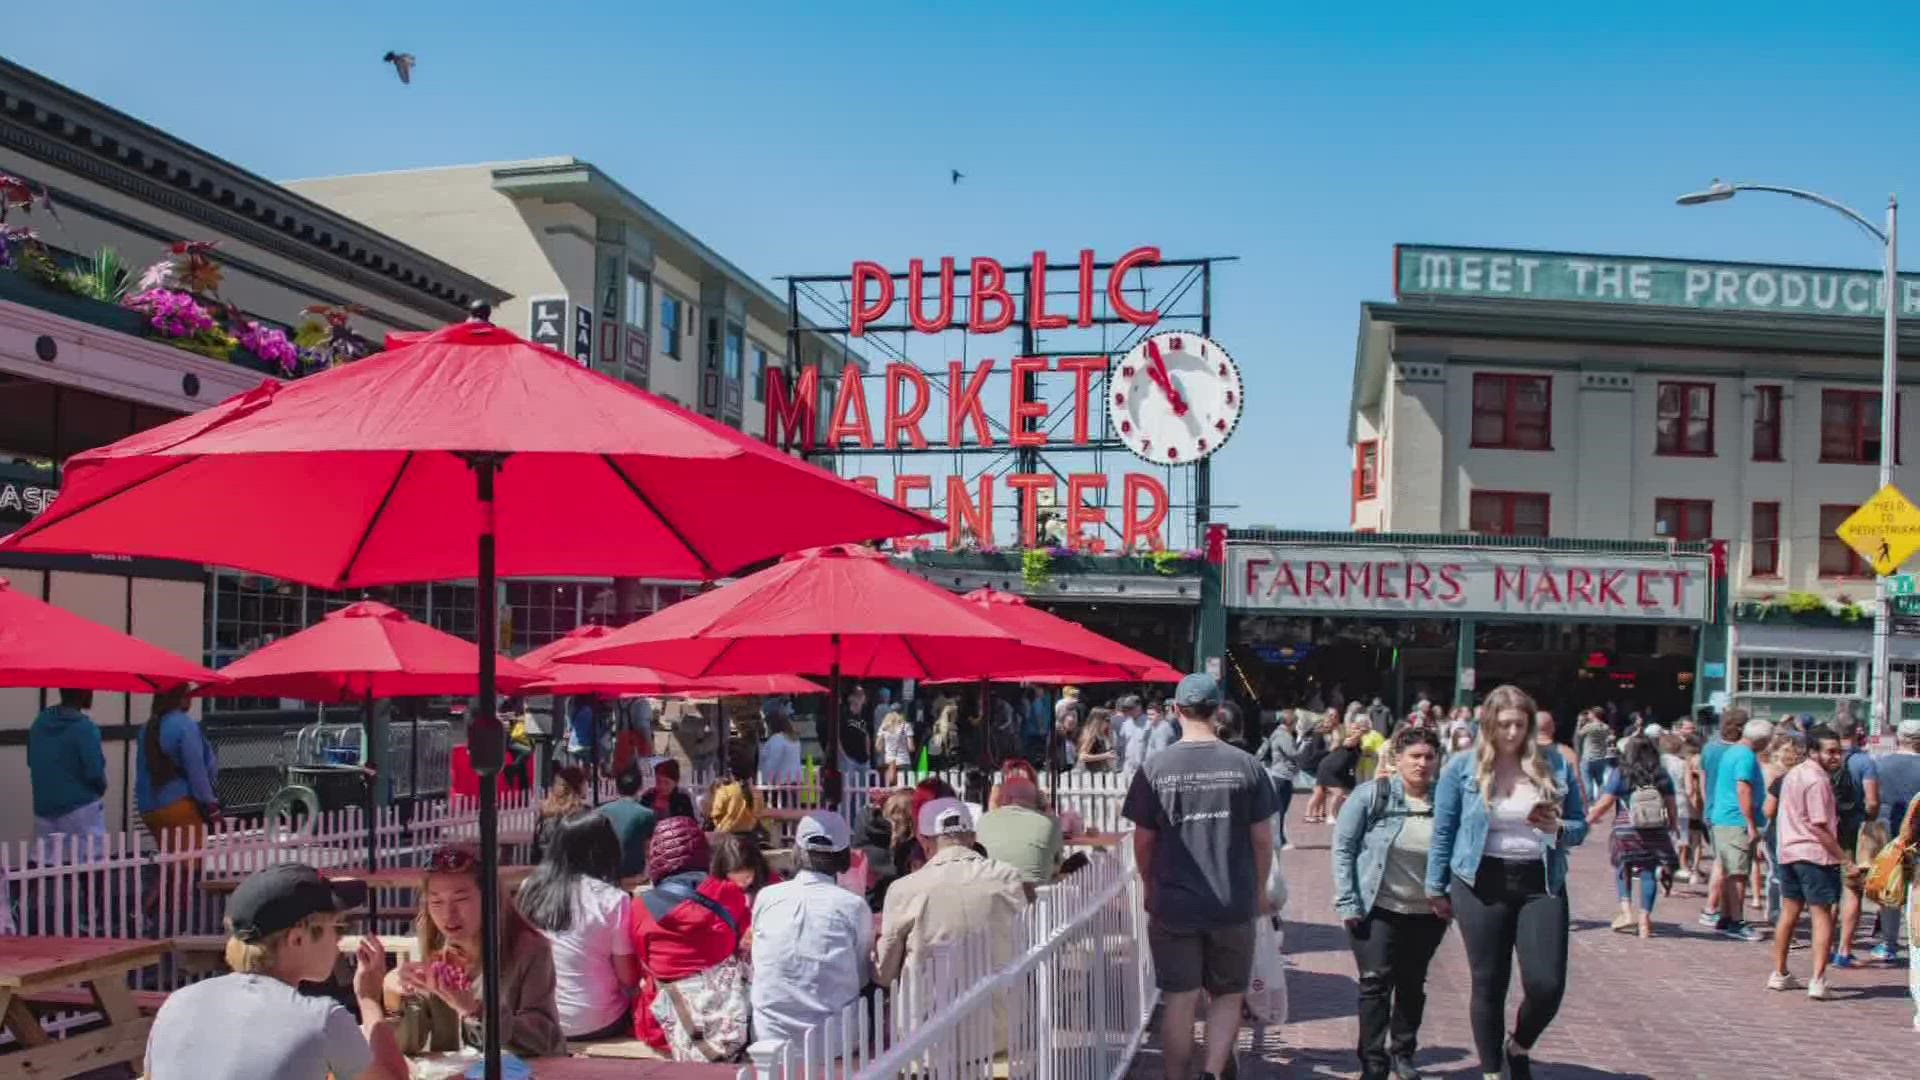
1832, 717, 1879, 969
1767, 725, 1849, 1001
1704, 715, 1773, 941
1123, 673, 1278, 1080
1871, 718, 1920, 964
1301, 711, 1337, 823
27, 688, 108, 862
1426, 684, 1588, 1080
1255, 713, 1301, 850
1584, 735, 1679, 938
1333, 725, 1448, 1080
1576, 709, 1613, 802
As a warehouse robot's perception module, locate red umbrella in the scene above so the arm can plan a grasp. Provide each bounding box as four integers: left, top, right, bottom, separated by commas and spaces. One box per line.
515, 624, 618, 671
522, 667, 825, 697
199, 601, 543, 914
956, 588, 1184, 681
1, 321, 938, 1080
696, 673, 829, 696
0, 575, 223, 691
200, 601, 542, 702
563, 545, 1139, 771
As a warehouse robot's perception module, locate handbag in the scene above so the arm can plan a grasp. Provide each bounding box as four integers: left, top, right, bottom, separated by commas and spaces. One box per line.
1864, 797, 1920, 909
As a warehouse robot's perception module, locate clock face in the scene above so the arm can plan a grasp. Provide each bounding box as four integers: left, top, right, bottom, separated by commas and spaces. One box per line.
1108, 332, 1243, 465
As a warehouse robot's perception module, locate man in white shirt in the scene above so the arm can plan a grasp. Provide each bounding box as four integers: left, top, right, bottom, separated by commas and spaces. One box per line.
1115, 695, 1152, 773
760, 714, 805, 784
750, 811, 873, 1048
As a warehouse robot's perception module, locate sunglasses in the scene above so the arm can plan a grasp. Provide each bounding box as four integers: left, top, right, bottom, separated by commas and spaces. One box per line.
426, 845, 481, 874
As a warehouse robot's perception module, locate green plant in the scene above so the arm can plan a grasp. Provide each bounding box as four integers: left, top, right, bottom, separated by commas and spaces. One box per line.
1021, 548, 1053, 589
169, 326, 238, 362
1149, 549, 1184, 576
62, 247, 130, 303
1781, 591, 1828, 615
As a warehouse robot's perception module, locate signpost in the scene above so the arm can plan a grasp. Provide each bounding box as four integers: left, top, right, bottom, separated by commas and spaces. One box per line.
1834, 484, 1920, 577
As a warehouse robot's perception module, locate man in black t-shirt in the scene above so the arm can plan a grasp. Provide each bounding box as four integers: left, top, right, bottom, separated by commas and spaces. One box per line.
1124, 673, 1277, 1080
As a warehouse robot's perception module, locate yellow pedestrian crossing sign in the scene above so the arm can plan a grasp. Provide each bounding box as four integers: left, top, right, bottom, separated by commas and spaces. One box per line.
1835, 484, 1920, 576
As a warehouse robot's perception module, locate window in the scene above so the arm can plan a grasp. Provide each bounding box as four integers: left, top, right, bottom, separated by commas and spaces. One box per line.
1655, 381, 1715, 455
1654, 498, 1712, 542
1468, 490, 1549, 537
1820, 389, 1901, 463
1354, 441, 1379, 500
660, 295, 683, 359
1471, 374, 1552, 450
724, 325, 745, 382
753, 346, 770, 402
624, 271, 650, 332
1736, 657, 1857, 697
504, 582, 586, 653
1753, 385, 1782, 461
1749, 502, 1780, 576
1819, 503, 1872, 577
1891, 662, 1920, 701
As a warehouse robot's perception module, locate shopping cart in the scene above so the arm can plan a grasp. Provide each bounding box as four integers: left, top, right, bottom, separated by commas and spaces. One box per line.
263, 717, 454, 831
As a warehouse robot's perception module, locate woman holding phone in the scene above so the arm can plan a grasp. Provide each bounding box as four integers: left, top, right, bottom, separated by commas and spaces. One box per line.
1426, 685, 1588, 1080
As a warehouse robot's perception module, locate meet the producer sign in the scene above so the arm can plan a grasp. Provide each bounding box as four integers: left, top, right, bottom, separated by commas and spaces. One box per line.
1226, 544, 1713, 622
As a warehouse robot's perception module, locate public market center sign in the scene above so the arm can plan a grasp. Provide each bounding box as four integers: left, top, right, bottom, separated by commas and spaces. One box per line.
1227, 543, 1713, 623
1397, 244, 1920, 319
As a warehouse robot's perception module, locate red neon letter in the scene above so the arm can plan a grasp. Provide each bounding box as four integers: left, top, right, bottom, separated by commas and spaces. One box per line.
968, 257, 1014, 334
907, 257, 955, 334
1107, 246, 1162, 326
1027, 250, 1068, 330
1066, 473, 1109, 553
1076, 248, 1096, 328
1056, 356, 1107, 445
850, 475, 880, 495
850, 261, 894, 337
1006, 473, 1055, 549
762, 365, 819, 452
884, 363, 931, 450
947, 360, 996, 447
826, 364, 874, 448
945, 474, 995, 549
893, 473, 932, 511
1008, 357, 1051, 448
1122, 473, 1169, 552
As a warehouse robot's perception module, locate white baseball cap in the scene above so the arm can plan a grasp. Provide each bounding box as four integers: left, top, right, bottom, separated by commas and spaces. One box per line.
917, 797, 974, 837
794, 810, 851, 853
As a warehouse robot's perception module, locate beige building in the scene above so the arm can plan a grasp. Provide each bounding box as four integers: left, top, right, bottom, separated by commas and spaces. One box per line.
289, 159, 855, 436
1351, 244, 1920, 722
0, 57, 505, 840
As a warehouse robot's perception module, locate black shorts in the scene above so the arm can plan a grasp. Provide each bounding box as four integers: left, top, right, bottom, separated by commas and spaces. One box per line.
1148, 919, 1256, 996
1778, 861, 1841, 907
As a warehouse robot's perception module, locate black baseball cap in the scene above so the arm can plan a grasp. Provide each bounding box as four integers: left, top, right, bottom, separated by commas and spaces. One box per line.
227, 864, 367, 941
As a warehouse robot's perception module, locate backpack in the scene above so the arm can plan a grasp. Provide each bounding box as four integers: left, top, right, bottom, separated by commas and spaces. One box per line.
1864, 796, 1920, 909
1627, 782, 1669, 830
647, 880, 750, 1062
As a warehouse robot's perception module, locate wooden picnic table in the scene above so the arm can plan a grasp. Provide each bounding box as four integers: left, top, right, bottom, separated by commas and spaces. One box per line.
410, 1053, 733, 1078
0, 935, 172, 1078
1066, 830, 1125, 850
202, 864, 538, 895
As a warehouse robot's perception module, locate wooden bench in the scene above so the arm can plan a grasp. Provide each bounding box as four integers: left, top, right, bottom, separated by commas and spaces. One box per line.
571, 1036, 664, 1060
18, 986, 170, 1015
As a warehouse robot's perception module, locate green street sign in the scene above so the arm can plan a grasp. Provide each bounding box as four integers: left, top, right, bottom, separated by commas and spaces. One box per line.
1893, 574, 1920, 597
1895, 594, 1920, 615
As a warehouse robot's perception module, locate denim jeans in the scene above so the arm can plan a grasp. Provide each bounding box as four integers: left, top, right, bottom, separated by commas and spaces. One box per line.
1614, 863, 1657, 912
1583, 759, 1610, 801
1272, 782, 1296, 846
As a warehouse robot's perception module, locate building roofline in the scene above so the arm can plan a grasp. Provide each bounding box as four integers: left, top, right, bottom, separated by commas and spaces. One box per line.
1393, 240, 1890, 282
1349, 296, 1920, 438
0, 56, 510, 320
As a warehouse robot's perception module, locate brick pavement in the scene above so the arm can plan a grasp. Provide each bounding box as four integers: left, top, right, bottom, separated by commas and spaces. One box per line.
1130, 809, 1914, 1079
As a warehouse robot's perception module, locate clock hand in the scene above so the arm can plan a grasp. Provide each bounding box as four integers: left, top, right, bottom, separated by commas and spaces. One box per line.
1144, 341, 1189, 416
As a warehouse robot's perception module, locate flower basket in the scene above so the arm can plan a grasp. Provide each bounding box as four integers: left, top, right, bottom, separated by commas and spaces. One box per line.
0, 267, 150, 336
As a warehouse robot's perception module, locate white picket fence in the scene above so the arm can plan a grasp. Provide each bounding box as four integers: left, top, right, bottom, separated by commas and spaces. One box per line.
737, 843, 1154, 1080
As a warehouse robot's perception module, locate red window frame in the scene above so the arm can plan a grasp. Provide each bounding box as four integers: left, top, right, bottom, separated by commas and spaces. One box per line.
1752, 385, 1782, 461
1750, 501, 1780, 577
1654, 498, 1713, 543
1468, 490, 1550, 537
1819, 503, 1873, 578
1655, 381, 1716, 456
1820, 389, 1902, 464
1354, 440, 1379, 501
1470, 374, 1552, 450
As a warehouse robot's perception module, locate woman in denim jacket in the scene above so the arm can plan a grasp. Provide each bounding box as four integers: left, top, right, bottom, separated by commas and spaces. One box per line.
1331, 726, 1448, 1080
1425, 685, 1588, 1080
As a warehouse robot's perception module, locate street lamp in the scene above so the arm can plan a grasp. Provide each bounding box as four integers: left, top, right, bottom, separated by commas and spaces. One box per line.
1678, 180, 1900, 735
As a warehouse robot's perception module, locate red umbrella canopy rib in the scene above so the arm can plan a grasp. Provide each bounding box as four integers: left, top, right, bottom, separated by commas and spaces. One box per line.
0, 576, 224, 691
516, 624, 619, 671
958, 588, 1183, 681
563, 544, 1138, 681
1, 322, 941, 586
199, 600, 542, 703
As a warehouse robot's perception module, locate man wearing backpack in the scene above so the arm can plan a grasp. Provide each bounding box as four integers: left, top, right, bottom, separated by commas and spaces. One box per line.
1830, 718, 1879, 969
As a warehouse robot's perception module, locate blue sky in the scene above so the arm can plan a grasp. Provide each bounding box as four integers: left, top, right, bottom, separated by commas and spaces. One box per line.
7, 4, 1920, 529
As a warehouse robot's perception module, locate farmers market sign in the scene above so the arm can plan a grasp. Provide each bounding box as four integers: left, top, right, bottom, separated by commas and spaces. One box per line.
1396, 244, 1920, 319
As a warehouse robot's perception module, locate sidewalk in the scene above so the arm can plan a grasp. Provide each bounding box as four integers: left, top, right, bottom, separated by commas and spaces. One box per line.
1130, 810, 1913, 1079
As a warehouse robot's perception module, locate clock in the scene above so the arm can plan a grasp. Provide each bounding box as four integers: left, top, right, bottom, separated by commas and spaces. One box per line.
1108, 331, 1243, 465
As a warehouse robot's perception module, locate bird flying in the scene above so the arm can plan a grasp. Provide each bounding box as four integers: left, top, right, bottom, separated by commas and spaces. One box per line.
951, 169, 965, 185
383, 51, 416, 85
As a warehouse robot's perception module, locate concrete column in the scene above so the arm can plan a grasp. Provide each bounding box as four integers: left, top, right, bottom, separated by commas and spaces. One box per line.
1454, 618, 1477, 707
1197, 557, 1226, 678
